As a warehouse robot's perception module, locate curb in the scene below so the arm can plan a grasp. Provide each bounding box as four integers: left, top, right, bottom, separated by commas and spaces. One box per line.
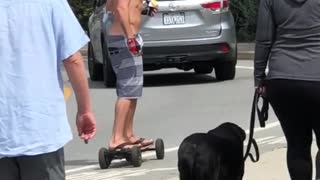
238, 51, 255, 60
80, 49, 255, 60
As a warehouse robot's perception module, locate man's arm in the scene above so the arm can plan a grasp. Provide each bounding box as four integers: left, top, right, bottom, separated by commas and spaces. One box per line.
114, 0, 134, 39
63, 51, 96, 142
63, 52, 92, 113
52, 0, 96, 143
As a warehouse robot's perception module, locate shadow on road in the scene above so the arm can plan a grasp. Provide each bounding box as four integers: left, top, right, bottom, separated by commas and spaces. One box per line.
144, 72, 217, 87
88, 72, 217, 89
93, 159, 153, 170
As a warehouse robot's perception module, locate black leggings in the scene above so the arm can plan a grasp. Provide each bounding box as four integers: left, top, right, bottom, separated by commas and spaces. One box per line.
266, 79, 320, 180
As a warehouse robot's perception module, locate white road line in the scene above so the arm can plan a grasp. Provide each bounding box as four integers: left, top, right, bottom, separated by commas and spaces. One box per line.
236, 65, 254, 70
268, 137, 286, 145
67, 167, 178, 180
66, 165, 99, 174
245, 121, 280, 134
236, 65, 270, 72
150, 167, 177, 171
255, 136, 275, 143
245, 135, 286, 146
66, 121, 280, 175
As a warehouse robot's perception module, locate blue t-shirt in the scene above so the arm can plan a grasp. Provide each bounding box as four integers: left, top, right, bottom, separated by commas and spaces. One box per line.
0, 0, 89, 157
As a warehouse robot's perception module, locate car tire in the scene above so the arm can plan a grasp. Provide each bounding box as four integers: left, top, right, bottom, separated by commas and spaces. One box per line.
214, 62, 236, 81
88, 42, 103, 81
101, 41, 116, 88
194, 65, 213, 74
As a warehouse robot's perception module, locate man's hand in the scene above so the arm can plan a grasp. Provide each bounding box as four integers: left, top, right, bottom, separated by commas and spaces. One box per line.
76, 111, 96, 144
142, 0, 158, 16
149, 6, 158, 16
127, 38, 142, 55
141, 6, 158, 16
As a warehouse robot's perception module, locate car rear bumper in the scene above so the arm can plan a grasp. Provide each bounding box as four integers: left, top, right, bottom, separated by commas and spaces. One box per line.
142, 42, 236, 65
141, 18, 237, 67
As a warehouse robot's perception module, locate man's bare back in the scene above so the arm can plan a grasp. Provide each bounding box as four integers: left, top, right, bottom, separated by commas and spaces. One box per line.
107, 0, 143, 37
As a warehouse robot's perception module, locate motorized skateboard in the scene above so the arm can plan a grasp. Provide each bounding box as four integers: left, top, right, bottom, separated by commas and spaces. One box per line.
98, 138, 165, 169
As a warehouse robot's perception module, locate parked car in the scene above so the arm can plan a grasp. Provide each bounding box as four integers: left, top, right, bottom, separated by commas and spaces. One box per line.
88, 0, 237, 87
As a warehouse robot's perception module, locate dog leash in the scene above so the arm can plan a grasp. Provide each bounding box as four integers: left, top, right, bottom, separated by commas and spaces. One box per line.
244, 88, 269, 162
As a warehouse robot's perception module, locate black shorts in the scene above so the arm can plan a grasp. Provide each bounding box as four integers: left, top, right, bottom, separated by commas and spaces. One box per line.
0, 148, 65, 180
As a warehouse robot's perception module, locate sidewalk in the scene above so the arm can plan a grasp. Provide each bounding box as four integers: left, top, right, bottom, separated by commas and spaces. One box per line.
244, 143, 318, 180
80, 43, 255, 60
244, 148, 290, 180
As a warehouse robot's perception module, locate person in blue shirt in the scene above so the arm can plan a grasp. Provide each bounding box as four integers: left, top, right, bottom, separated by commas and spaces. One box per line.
0, 0, 97, 179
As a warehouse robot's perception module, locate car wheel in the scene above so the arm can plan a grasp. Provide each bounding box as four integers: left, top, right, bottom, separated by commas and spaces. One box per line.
194, 65, 213, 74
214, 62, 236, 81
101, 41, 116, 88
88, 42, 103, 81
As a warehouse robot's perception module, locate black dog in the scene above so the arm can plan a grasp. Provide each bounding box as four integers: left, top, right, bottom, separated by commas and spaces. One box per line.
178, 122, 246, 180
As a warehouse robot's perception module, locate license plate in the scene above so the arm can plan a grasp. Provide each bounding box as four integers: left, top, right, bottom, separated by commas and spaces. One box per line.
163, 12, 185, 25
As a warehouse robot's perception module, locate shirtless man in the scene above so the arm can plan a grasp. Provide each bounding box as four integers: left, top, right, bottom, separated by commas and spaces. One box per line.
105, 0, 158, 150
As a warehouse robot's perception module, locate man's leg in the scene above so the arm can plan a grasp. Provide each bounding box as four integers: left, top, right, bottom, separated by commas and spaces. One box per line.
122, 50, 153, 146
109, 98, 133, 149
107, 36, 135, 149
18, 148, 65, 180
0, 157, 20, 180
125, 99, 153, 146
125, 99, 137, 140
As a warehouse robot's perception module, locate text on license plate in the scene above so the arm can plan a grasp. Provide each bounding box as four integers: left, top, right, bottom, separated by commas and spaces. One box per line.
163, 12, 185, 25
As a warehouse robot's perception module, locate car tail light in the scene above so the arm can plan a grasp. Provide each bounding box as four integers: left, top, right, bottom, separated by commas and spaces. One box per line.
220, 43, 230, 53
201, 0, 229, 11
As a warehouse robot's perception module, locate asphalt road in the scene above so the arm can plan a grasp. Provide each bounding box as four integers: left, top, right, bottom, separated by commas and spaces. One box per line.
63, 60, 286, 180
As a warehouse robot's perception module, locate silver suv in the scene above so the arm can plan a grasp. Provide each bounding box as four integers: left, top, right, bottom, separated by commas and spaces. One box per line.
88, 0, 237, 87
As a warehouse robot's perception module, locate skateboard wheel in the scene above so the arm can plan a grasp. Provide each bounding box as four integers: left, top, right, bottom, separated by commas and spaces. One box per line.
131, 146, 142, 167
155, 139, 165, 160
98, 147, 111, 169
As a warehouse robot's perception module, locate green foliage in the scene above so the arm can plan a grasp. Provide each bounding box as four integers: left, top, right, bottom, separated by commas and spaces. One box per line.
229, 0, 260, 42
67, 0, 93, 32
